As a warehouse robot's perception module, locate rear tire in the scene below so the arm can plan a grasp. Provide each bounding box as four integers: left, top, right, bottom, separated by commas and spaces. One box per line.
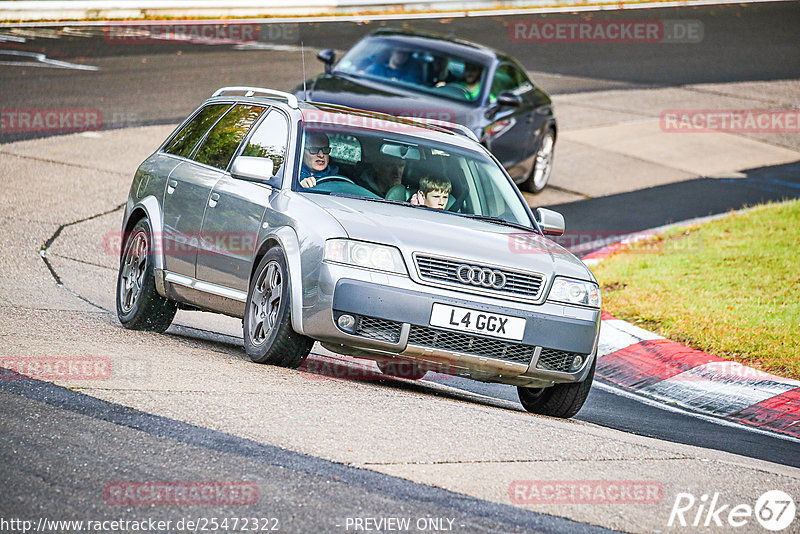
517, 358, 595, 418
116, 218, 177, 332
243, 247, 313, 368
377, 359, 427, 380
523, 129, 555, 194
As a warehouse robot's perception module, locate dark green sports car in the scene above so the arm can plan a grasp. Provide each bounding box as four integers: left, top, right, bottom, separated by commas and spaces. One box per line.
295, 28, 557, 194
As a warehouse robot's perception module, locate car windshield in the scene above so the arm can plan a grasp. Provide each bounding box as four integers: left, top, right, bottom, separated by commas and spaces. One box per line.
294, 122, 533, 230
334, 37, 489, 105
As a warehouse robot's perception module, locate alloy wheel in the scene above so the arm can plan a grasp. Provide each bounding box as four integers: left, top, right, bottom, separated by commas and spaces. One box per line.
118, 231, 148, 314
248, 261, 282, 346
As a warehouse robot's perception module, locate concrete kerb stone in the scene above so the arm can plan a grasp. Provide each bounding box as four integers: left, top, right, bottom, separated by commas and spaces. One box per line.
582, 204, 800, 439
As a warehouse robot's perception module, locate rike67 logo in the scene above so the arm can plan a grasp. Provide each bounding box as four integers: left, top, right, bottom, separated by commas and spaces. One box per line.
668, 490, 796, 531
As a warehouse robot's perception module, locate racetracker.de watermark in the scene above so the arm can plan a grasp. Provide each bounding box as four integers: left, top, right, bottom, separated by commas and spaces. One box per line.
103, 23, 260, 44
300, 356, 456, 381
104, 481, 258, 506
0, 357, 111, 381
509, 19, 703, 43
661, 110, 800, 133
1, 109, 101, 133
508, 230, 703, 256
106, 231, 258, 256
302, 110, 440, 134
379, 106, 459, 123
509, 480, 664, 504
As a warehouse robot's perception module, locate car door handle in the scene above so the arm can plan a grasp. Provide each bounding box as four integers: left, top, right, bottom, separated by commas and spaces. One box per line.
167, 179, 178, 194
208, 192, 220, 208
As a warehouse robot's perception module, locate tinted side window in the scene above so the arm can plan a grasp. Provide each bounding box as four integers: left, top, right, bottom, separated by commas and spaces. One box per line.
512, 67, 534, 96
194, 105, 266, 170
491, 65, 530, 95
163, 104, 230, 158
491, 65, 516, 95
241, 110, 289, 179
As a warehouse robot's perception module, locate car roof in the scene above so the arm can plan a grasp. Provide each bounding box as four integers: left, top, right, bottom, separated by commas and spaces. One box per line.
363, 28, 505, 65
203, 89, 483, 149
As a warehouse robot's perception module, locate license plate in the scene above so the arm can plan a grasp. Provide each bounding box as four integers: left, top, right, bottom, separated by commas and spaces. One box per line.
429, 303, 525, 341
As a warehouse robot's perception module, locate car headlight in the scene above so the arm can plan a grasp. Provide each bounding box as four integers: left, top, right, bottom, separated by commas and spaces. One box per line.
547, 277, 601, 308
324, 239, 407, 275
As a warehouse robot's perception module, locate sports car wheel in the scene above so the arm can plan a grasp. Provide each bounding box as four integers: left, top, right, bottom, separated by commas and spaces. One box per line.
524, 129, 555, 194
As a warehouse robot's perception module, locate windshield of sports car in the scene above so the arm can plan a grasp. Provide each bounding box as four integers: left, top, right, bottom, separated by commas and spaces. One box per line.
334, 37, 489, 104
294, 123, 533, 229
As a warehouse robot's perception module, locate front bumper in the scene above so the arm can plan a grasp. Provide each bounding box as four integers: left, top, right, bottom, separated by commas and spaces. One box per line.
302, 263, 600, 387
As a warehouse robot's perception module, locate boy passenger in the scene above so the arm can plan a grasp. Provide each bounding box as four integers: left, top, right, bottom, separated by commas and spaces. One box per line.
410, 175, 451, 210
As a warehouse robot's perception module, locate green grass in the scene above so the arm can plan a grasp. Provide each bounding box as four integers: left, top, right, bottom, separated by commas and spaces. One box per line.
591, 200, 800, 380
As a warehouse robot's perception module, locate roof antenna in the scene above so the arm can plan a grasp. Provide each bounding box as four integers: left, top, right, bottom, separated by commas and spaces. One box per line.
301, 41, 307, 101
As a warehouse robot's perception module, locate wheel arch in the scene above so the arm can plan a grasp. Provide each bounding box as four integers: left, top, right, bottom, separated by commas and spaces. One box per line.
548, 119, 557, 141
251, 226, 305, 335
540, 118, 557, 143
123, 196, 165, 272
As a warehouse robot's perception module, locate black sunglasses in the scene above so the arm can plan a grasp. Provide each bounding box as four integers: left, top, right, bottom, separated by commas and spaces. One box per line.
305, 146, 331, 155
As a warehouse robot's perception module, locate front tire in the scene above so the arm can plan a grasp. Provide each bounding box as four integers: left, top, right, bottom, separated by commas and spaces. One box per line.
517, 358, 595, 418
116, 218, 177, 332
523, 129, 555, 194
243, 248, 313, 367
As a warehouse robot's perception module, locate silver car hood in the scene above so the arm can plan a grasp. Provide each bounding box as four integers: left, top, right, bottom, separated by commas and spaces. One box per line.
304, 194, 594, 282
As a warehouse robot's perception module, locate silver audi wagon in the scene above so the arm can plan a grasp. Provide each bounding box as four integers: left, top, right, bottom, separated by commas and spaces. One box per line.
117, 87, 600, 418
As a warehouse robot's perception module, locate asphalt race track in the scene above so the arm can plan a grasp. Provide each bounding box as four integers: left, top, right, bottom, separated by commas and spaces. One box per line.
1, 3, 799, 533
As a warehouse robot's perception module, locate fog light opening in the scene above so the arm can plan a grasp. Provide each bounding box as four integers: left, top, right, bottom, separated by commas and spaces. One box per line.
337, 314, 356, 333
570, 355, 584, 371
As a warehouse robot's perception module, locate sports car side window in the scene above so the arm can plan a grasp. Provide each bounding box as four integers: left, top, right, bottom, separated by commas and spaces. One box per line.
162, 104, 230, 158
193, 105, 266, 170
491, 64, 531, 96
241, 110, 290, 182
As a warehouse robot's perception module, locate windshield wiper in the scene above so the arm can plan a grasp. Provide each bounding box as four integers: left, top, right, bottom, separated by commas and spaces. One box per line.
329, 193, 410, 207
333, 70, 365, 80
459, 213, 536, 232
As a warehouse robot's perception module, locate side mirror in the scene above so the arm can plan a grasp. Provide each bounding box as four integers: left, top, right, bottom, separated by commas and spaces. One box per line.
317, 49, 335, 75
230, 156, 274, 181
496, 91, 522, 107
535, 207, 565, 236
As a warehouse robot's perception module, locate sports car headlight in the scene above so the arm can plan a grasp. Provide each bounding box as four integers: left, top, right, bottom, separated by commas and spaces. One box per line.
548, 277, 601, 308
324, 239, 407, 275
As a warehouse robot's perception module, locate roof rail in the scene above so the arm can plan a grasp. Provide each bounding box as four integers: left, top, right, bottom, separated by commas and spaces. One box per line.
399, 116, 479, 142
212, 86, 298, 109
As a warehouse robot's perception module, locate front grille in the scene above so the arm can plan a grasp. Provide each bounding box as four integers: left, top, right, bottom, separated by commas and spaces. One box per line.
536, 348, 585, 372
407, 325, 535, 365
415, 255, 544, 300
354, 316, 402, 343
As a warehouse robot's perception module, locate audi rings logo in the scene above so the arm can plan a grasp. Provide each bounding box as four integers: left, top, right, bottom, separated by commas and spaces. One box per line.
456, 265, 507, 289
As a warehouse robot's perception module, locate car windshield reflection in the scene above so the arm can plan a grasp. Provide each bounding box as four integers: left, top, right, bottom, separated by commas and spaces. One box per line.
294, 124, 533, 230
334, 37, 489, 104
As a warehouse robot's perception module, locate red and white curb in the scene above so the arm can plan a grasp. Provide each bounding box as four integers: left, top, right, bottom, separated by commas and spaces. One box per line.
579, 215, 800, 440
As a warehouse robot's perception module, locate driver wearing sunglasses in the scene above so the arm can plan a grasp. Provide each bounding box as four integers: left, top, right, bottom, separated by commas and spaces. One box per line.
299, 132, 339, 188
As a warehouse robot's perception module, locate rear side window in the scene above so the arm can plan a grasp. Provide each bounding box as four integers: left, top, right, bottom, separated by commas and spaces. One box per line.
193, 105, 266, 170
163, 104, 230, 158
241, 110, 290, 180
491, 64, 529, 95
